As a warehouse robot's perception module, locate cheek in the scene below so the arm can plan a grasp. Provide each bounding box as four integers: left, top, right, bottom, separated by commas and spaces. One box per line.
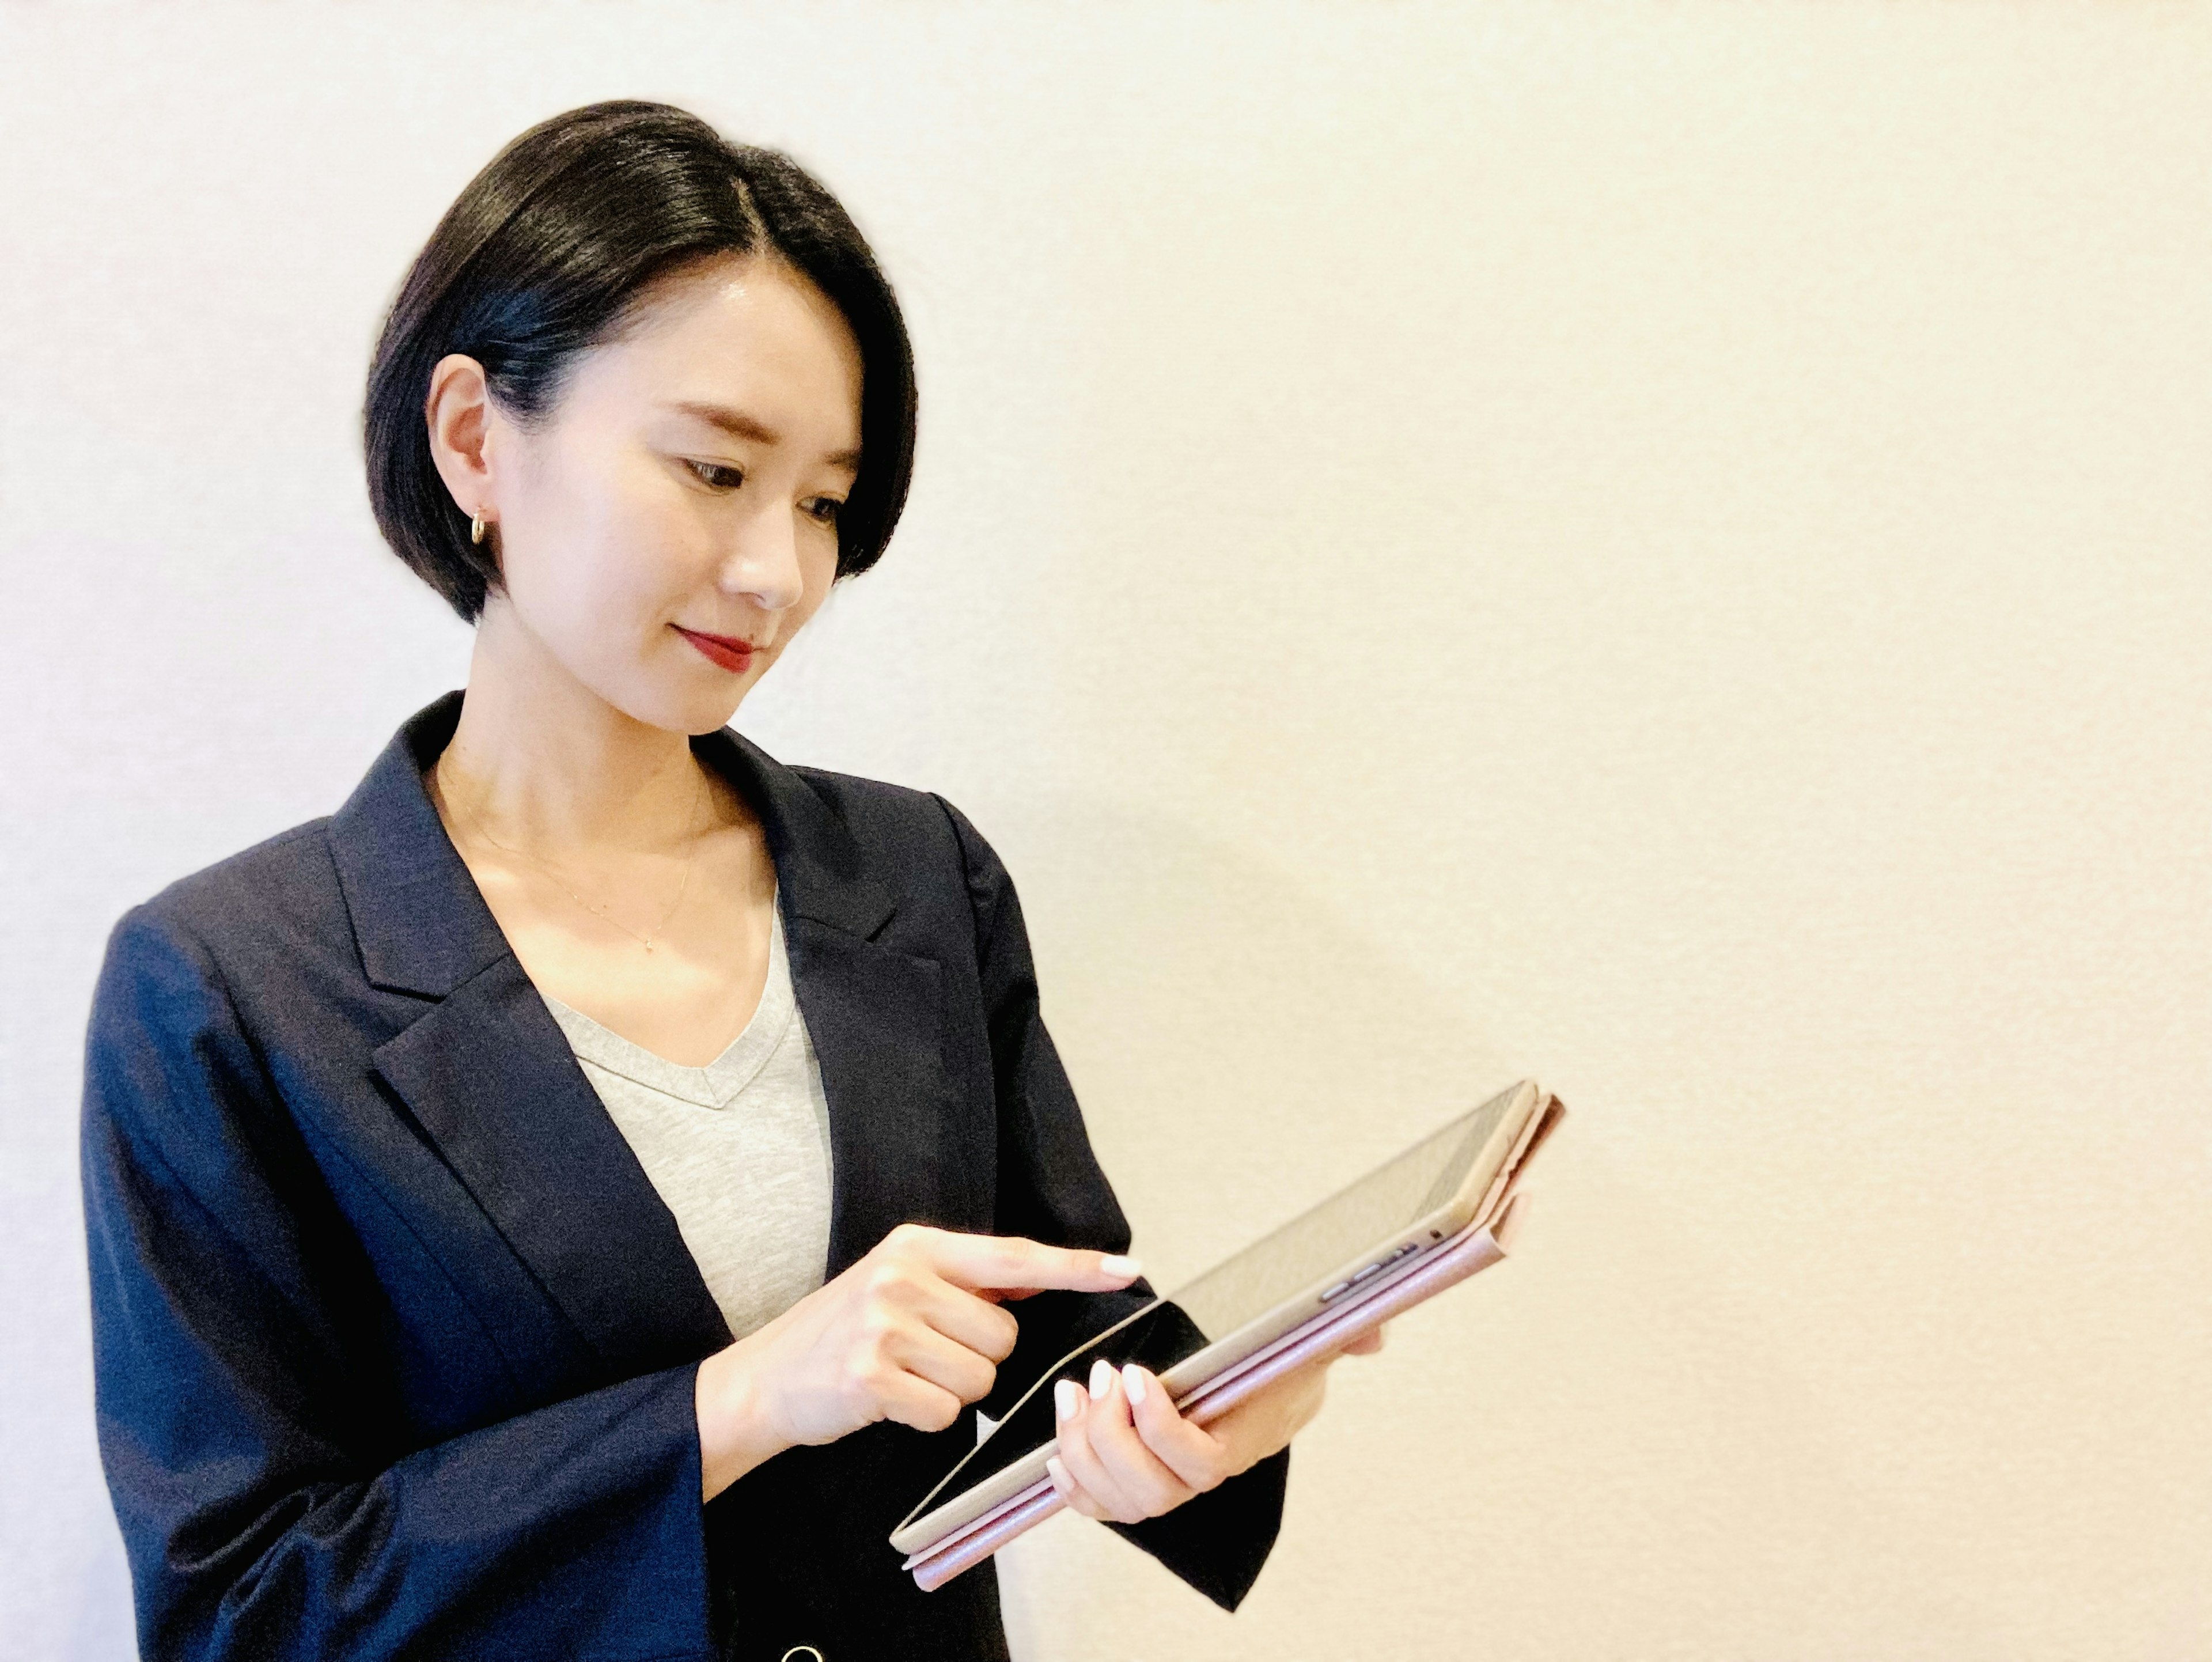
504, 453, 699, 648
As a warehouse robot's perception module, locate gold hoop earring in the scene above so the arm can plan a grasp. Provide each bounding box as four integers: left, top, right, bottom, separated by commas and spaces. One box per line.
470, 509, 490, 546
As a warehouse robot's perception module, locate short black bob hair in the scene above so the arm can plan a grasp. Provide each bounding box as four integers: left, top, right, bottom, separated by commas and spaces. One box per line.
365, 100, 916, 622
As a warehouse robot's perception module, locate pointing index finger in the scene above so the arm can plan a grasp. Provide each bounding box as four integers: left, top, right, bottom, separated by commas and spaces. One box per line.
925, 1233, 1143, 1296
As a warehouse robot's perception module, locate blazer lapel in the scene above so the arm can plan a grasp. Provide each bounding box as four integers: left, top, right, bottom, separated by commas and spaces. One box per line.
782, 921, 960, 1277
369, 965, 736, 1371
691, 729, 975, 1278
331, 694, 730, 1373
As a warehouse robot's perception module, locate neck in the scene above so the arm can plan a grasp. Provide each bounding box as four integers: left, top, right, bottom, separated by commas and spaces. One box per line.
433, 600, 714, 853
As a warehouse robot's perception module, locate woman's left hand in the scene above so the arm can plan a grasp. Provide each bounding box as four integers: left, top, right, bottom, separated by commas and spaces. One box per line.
1044, 1326, 1387, 1525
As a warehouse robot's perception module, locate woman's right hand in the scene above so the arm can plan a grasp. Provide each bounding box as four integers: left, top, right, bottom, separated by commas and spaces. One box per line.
694, 1223, 1142, 1500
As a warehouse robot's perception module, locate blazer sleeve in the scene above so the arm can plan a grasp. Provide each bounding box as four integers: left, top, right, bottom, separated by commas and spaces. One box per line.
933, 796, 1291, 1613
80, 907, 716, 1662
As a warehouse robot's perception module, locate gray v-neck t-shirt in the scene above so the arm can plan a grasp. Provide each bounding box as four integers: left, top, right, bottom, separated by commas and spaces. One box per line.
540, 904, 835, 1342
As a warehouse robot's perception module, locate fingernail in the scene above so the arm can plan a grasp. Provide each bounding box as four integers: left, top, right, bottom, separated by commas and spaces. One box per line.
1055, 1379, 1080, 1421
1122, 1363, 1147, 1407
1046, 1455, 1070, 1494
1100, 1254, 1141, 1279
1089, 1358, 1112, 1400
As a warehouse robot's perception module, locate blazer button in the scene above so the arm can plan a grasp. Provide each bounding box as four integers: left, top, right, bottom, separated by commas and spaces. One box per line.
781, 1648, 825, 1661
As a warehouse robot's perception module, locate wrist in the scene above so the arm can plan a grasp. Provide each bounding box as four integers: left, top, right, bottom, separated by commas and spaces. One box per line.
695, 1339, 789, 1502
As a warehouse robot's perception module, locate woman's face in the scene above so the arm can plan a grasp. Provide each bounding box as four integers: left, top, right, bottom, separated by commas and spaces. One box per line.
468, 253, 863, 734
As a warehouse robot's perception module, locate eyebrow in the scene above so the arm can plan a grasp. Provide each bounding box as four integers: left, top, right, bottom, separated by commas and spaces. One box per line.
668, 400, 861, 471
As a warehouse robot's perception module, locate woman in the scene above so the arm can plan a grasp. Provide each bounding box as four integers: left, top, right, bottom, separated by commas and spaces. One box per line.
81, 101, 1378, 1661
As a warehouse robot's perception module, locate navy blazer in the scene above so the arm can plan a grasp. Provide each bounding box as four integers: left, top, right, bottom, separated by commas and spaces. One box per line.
81, 692, 1287, 1662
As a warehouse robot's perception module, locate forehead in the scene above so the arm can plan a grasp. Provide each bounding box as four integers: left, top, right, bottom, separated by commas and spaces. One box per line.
574, 253, 863, 438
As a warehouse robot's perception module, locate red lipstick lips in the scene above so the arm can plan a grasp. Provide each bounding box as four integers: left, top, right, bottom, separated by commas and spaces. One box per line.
674, 626, 759, 674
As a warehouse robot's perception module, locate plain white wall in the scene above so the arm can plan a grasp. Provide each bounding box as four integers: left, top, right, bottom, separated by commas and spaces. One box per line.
4, 4, 2207, 1658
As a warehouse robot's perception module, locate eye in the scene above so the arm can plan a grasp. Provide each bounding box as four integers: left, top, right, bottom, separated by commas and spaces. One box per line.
802, 496, 844, 525
684, 459, 745, 490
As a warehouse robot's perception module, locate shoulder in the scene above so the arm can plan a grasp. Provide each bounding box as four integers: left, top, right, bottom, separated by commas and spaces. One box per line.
783, 765, 1010, 894
110, 817, 346, 971
785, 765, 959, 856
92, 817, 359, 1061
84, 826, 343, 1159
770, 763, 1030, 967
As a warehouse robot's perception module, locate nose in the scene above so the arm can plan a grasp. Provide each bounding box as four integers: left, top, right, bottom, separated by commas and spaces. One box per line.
715, 497, 808, 613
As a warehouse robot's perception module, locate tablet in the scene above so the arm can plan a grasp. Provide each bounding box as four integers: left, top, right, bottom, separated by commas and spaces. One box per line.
889, 1078, 1559, 1559
902, 1193, 1531, 1591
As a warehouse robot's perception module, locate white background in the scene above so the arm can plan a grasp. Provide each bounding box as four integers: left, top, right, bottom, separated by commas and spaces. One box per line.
3, 4, 2208, 1657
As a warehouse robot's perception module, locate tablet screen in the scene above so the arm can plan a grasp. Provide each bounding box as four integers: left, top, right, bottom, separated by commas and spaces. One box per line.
899, 1088, 1519, 1536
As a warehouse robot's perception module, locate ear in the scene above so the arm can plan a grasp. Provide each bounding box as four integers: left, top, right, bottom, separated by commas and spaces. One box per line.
424, 353, 501, 529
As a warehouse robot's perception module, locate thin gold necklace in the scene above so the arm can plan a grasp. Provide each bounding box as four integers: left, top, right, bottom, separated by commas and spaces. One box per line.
453, 764, 711, 954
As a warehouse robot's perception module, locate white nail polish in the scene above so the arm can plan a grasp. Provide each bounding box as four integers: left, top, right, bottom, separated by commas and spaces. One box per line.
1046, 1455, 1070, 1493
1099, 1254, 1142, 1278
1055, 1379, 1079, 1421
1089, 1358, 1112, 1400
1122, 1364, 1146, 1407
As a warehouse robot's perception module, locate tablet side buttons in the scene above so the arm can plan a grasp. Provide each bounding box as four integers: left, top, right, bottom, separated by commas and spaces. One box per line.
1321, 1242, 1425, 1304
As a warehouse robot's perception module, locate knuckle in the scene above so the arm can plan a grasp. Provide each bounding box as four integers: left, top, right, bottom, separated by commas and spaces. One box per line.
1002, 1239, 1050, 1282
868, 1262, 916, 1302
858, 1307, 899, 1347
846, 1354, 892, 1397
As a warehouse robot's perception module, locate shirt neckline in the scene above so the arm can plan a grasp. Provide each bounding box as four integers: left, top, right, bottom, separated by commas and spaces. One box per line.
539, 901, 796, 1110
